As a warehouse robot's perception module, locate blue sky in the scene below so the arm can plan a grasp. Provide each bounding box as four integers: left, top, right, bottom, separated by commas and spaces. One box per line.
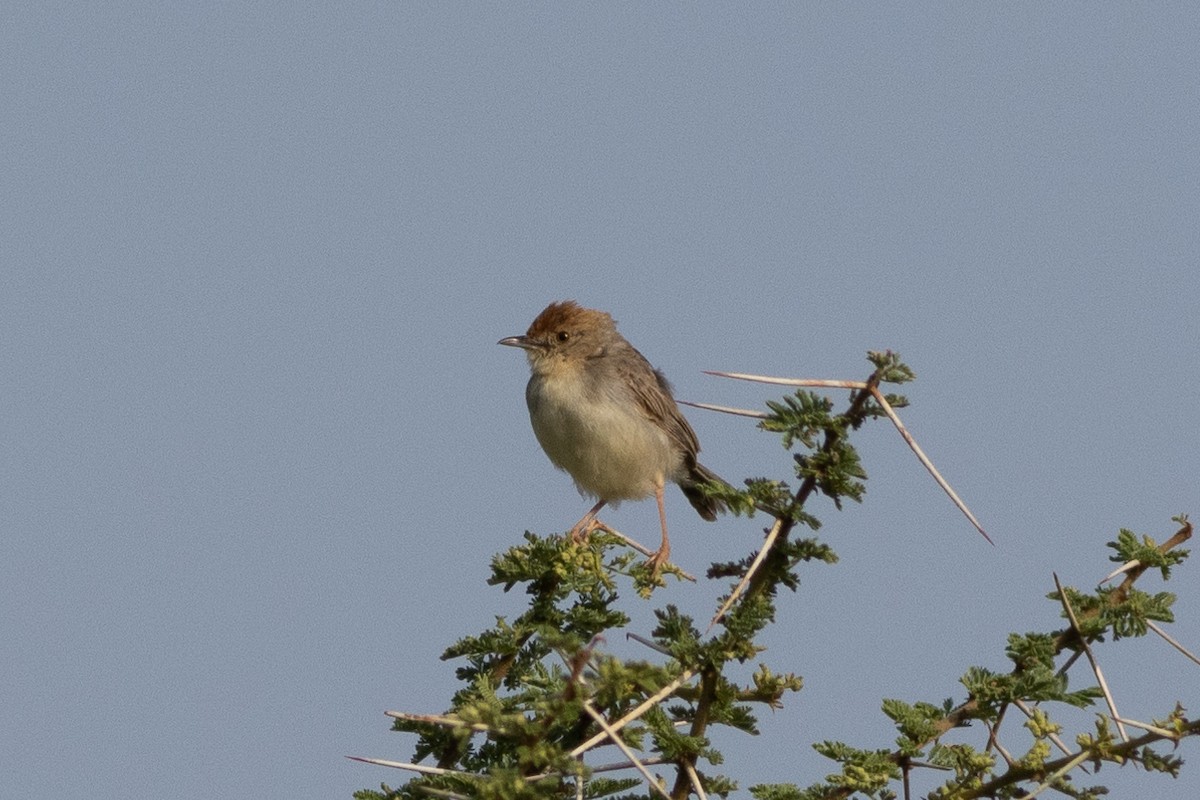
3, 4, 1198, 798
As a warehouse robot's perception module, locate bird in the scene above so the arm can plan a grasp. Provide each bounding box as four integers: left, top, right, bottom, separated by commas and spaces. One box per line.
498, 300, 725, 571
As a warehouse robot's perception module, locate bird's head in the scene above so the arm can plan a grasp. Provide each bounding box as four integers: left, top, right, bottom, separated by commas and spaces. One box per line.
498, 301, 618, 373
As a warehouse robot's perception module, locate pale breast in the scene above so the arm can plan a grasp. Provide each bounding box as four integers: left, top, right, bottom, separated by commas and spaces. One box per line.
526, 370, 680, 501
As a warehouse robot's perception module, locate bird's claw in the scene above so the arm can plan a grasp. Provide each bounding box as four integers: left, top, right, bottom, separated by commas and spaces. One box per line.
645, 546, 671, 575
568, 517, 606, 544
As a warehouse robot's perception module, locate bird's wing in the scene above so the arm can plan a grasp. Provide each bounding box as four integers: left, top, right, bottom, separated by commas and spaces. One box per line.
619, 346, 702, 460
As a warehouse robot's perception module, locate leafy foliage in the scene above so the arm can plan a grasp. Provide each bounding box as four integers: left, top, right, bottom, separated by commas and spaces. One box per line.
356, 356, 1197, 800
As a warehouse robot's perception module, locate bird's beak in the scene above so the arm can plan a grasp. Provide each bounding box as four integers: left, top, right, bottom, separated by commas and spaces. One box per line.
498, 335, 540, 350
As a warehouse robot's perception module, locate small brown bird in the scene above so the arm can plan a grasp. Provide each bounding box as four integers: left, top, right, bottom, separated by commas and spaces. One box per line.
499, 301, 725, 571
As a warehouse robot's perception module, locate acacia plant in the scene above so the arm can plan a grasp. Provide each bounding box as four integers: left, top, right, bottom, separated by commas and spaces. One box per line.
354, 352, 1197, 799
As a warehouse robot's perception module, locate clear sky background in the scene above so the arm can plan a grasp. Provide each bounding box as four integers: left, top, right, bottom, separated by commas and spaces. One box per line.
3, 4, 1198, 799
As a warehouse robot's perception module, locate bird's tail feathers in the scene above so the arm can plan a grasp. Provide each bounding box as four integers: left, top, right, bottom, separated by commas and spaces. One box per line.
680, 462, 731, 521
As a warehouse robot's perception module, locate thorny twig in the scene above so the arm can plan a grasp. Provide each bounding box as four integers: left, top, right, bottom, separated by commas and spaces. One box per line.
689, 369, 991, 543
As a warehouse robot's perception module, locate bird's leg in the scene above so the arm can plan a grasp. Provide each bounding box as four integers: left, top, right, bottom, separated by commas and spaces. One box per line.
567, 499, 607, 543
646, 481, 671, 572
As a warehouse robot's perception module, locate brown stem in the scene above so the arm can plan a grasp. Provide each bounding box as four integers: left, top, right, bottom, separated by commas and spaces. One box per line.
670, 667, 719, 800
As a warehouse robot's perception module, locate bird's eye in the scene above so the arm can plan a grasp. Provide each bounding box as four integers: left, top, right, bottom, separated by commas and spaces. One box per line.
556, 331, 570, 342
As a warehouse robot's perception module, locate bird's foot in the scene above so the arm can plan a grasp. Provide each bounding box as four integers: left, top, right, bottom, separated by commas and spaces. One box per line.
645, 545, 671, 575
567, 516, 606, 544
